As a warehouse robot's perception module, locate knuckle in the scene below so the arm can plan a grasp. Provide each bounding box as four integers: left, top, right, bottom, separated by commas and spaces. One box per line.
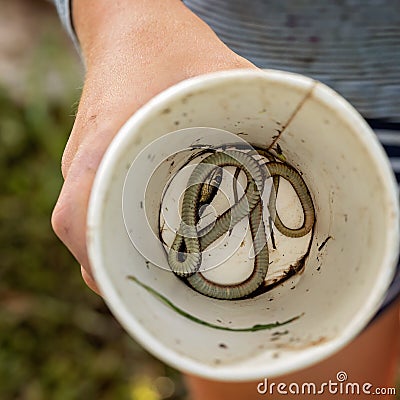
60, 138, 76, 179
51, 194, 72, 241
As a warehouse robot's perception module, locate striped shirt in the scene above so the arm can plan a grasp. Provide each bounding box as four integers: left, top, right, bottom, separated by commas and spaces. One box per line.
53, 0, 400, 315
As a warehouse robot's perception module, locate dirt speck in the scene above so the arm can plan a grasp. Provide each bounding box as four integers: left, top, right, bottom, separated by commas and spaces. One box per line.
318, 236, 332, 251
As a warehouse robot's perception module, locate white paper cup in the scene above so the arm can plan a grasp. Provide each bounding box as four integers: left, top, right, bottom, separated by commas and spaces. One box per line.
87, 69, 399, 381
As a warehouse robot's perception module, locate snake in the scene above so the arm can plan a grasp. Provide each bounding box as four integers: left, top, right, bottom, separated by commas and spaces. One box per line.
167, 148, 315, 300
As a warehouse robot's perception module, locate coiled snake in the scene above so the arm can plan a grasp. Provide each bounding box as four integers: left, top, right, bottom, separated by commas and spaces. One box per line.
167, 148, 315, 300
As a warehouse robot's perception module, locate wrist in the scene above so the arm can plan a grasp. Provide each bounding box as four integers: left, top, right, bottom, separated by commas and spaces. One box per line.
72, 0, 207, 68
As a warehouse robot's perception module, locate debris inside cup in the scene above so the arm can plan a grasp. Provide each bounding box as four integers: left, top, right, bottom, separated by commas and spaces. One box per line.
128, 275, 304, 331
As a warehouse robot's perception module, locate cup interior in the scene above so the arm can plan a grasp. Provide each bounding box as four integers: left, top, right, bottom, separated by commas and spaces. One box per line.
88, 70, 399, 380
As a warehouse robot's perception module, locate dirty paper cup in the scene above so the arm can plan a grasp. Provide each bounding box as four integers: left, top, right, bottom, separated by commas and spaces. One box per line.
87, 69, 399, 381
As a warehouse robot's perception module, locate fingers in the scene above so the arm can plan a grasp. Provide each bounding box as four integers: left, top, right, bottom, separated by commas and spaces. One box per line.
51, 63, 147, 291
52, 129, 113, 280
81, 266, 101, 295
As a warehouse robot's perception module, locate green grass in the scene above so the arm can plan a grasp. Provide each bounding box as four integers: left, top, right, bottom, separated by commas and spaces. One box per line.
0, 29, 186, 400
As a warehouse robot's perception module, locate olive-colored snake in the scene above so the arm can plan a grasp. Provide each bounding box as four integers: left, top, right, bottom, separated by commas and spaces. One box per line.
167, 148, 315, 300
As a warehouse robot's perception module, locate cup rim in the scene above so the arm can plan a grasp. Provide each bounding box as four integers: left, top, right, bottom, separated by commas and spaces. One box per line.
87, 69, 399, 381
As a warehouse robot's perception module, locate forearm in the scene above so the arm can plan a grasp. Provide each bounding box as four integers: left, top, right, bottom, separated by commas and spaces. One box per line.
72, 0, 236, 70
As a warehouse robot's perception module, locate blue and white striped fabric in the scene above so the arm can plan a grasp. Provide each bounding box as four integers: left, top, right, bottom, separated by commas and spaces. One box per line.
53, 0, 400, 314
52, 0, 79, 49
184, 0, 400, 122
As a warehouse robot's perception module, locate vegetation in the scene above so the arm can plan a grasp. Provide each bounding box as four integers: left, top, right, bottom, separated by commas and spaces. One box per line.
0, 23, 186, 400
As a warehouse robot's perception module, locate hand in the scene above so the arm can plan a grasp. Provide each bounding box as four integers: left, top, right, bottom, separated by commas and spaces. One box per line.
51, 0, 257, 294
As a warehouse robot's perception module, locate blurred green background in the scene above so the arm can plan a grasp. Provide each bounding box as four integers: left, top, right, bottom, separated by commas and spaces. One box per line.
1, 1, 399, 400
0, 1, 186, 399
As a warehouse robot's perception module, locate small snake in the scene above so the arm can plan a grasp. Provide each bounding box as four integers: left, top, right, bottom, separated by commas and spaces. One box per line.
257, 148, 314, 238
168, 150, 265, 276
167, 148, 315, 300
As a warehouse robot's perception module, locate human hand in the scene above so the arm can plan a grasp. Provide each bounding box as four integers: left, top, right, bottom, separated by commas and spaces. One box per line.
51, 0, 257, 294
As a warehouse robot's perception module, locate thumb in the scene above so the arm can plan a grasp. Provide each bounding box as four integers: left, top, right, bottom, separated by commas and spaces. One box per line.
51, 125, 116, 287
